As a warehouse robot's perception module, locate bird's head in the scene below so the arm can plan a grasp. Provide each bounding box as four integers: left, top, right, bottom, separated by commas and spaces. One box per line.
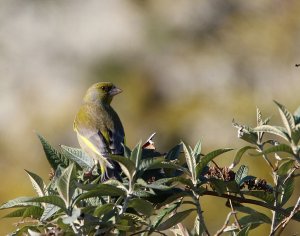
83, 82, 122, 104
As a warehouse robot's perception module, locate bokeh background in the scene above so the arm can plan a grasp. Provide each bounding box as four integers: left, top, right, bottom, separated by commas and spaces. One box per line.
0, 0, 300, 234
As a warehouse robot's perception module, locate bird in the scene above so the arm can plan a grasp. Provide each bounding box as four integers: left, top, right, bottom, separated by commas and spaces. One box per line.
73, 82, 125, 180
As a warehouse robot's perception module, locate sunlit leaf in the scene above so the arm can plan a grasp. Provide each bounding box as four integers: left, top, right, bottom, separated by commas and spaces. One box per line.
182, 142, 196, 184
56, 163, 77, 207
25, 170, 45, 197
274, 100, 295, 136
0, 197, 37, 209
36, 133, 69, 169
60, 145, 94, 170
277, 160, 295, 176
94, 203, 114, 217
27, 196, 67, 212
131, 141, 142, 169
253, 125, 290, 142
235, 165, 248, 185
252, 144, 294, 156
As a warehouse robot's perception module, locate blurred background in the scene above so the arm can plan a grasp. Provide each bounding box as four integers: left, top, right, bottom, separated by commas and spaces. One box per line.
0, 0, 300, 234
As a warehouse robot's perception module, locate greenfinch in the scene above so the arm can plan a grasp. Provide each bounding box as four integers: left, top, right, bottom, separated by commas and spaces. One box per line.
73, 82, 125, 180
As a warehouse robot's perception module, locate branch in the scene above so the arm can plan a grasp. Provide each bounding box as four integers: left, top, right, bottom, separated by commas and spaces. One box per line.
214, 211, 236, 236
202, 191, 292, 218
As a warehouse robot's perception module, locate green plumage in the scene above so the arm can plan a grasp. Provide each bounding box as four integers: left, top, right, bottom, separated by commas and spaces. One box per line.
74, 82, 125, 179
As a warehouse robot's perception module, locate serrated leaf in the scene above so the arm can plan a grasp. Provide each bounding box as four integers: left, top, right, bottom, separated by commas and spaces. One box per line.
252, 144, 294, 156
76, 184, 126, 203
230, 146, 255, 169
196, 148, 233, 178
277, 160, 295, 176
128, 198, 154, 216
280, 178, 294, 206
22, 206, 44, 219
27, 196, 67, 212
0, 197, 37, 209
60, 145, 94, 170
254, 125, 290, 142
182, 142, 197, 184
25, 170, 45, 197
274, 101, 295, 136
235, 165, 248, 185
56, 163, 77, 207
110, 155, 136, 180
156, 209, 195, 231
36, 133, 69, 169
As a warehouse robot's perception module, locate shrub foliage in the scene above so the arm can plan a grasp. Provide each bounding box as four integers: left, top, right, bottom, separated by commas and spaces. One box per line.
1, 101, 300, 235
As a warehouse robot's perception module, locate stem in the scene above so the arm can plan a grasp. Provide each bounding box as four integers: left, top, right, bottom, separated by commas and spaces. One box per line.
214, 211, 235, 236
202, 191, 291, 218
192, 191, 210, 236
270, 174, 279, 236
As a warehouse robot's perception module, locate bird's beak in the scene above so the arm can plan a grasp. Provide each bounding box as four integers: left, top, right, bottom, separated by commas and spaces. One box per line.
109, 87, 122, 96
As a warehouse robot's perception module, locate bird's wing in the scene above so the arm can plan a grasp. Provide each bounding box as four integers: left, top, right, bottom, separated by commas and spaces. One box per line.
107, 126, 125, 155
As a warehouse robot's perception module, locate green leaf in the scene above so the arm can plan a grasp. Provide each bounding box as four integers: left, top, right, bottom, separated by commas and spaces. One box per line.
3, 208, 27, 218
94, 203, 114, 217
209, 179, 227, 195
253, 125, 290, 142
22, 206, 44, 219
0, 197, 37, 209
121, 212, 148, 225
196, 148, 233, 178
237, 225, 251, 236
40, 204, 60, 221
280, 178, 294, 206
165, 144, 182, 161
25, 170, 45, 197
110, 155, 136, 180
76, 184, 126, 202
56, 163, 77, 207
252, 144, 294, 156
131, 141, 142, 169
128, 198, 154, 216
60, 145, 94, 170
193, 140, 202, 163
138, 157, 165, 172
294, 106, 300, 124
277, 160, 295, 176
36, 133, 69, 169
235, 205, 271, 224
230, 146, 255, 169
156, 191, 191, 209
235, 165, 248, 185
150, 203, 181, 234
28, 196, 67, 212
182, 142, 196, 183
242, 191, 275, 204
274, 101, 295, 136
156, 209, 195, 231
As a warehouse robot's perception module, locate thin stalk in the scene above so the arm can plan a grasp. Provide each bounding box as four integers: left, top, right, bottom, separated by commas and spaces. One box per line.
192, 191, 210, 236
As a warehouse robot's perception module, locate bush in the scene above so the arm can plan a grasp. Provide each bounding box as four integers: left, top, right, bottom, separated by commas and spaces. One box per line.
1, 101, 299, 235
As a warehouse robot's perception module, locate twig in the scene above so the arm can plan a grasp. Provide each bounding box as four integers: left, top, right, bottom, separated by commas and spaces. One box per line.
228, 200, 241, 230
192, 192, 210, 236
202, 191, 291, 218
273, 197, 300, 236
214, 211, 236, 236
